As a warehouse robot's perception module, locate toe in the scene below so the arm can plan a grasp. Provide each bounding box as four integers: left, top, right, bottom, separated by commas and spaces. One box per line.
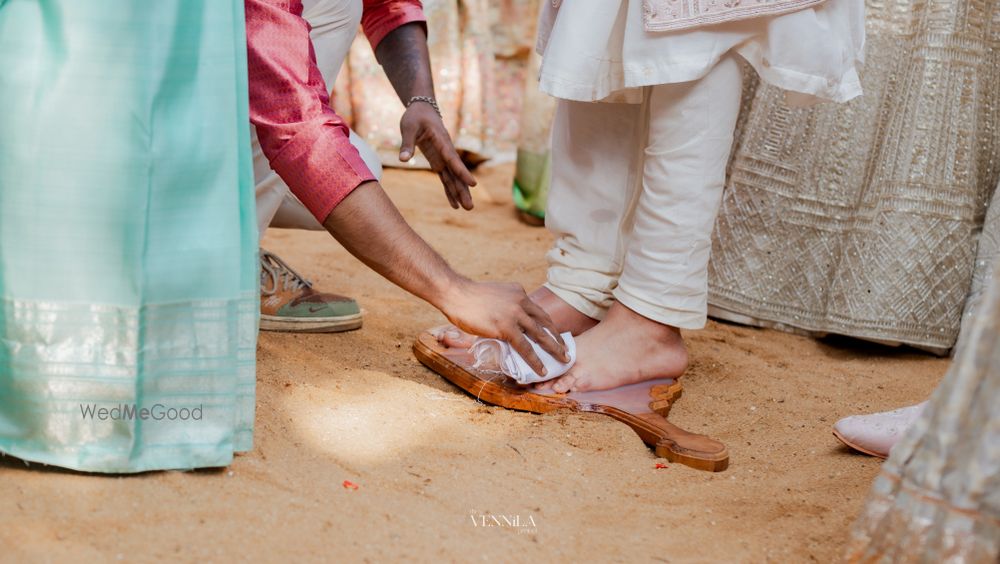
436, 325, 477, 349
551, 374, 577, 394
561, 366, 591, 392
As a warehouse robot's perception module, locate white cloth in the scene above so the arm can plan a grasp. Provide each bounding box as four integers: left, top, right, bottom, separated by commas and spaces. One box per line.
545, 55, 744, 329
253, 0, 383, 238
470, 332, 577, 385
536, 0, 865, 104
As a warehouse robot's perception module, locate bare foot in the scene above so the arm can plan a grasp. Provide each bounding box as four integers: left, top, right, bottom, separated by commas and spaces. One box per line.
437, 287, 597, 349
539, 302, 688, 393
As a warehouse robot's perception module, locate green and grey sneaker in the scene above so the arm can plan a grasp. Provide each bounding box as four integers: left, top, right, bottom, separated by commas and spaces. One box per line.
259, 250, 363, 333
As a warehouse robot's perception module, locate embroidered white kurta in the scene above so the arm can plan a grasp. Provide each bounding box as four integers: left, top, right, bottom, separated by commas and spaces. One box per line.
536, 0, 865, 104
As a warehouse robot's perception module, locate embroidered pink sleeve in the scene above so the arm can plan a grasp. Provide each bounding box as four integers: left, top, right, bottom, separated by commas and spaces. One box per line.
361, 0, 426, 49
246, 0, 376, 223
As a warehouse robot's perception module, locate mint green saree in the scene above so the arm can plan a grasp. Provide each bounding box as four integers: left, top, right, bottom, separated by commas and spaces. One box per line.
0, 0, 258, 472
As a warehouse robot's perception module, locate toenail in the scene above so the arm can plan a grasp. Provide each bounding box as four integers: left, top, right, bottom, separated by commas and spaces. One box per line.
445, 330, 459, 339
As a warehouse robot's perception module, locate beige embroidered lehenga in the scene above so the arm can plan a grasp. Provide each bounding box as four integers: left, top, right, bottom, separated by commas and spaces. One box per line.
707, 0, 1000, 354
845, 216, 1000, 559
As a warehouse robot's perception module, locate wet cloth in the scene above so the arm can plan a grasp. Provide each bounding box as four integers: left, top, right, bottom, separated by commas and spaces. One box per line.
0, 0, 258, 473
471, 332, 576, 385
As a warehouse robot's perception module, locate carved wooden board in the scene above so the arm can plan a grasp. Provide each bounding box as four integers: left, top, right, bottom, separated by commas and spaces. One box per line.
413, 331, 729, 472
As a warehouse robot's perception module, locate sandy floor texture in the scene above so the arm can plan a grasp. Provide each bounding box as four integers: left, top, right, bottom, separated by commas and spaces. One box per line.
0, 167, 948, 562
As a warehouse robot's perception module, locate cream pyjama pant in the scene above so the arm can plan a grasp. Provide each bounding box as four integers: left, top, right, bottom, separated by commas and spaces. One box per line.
544, 55, 743, 329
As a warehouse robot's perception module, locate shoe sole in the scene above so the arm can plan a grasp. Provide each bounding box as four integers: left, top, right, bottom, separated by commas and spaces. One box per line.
832, 429, 889, 459
259, 312, 363, 333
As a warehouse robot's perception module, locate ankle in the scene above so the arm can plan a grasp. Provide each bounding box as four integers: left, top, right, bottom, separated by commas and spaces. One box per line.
530, 287, 598, 335
608, 303, 684, 344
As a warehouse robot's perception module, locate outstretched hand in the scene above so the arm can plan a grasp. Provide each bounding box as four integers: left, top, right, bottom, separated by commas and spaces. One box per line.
440, 279, 568, 375
399, 102, 478, 210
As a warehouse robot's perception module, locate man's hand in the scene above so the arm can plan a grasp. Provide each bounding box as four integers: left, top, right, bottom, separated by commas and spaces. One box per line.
373, 21, 478, 211
439, 279, 569, 375
324, 183, 566, 375
399, 102, 477, 210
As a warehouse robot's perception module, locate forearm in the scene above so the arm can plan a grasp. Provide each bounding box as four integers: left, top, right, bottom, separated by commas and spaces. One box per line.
322, 181, 465, 309
374, 22, 435, 104
323, 183, 567, 368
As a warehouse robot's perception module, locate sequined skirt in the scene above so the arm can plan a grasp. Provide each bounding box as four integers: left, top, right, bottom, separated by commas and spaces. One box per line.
707, 0, 1000, 353
0, 0, 258, 473
845, 256, 1000, 561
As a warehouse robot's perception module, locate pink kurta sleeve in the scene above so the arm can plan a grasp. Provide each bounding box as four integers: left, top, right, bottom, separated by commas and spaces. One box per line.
361, 0, 426, 49
246, 0, 376, 222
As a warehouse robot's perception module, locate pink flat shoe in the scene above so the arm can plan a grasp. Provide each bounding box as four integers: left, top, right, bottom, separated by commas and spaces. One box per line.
832, 402, 927, 458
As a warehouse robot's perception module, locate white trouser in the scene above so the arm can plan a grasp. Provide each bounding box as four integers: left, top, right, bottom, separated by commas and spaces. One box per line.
544, 55, 743, 329
253, 0, 383, 238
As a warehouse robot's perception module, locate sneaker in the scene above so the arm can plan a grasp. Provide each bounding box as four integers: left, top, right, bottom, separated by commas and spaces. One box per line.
259, 249, 363, 333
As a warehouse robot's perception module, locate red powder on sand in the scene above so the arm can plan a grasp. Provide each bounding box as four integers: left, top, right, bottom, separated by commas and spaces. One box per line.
655, 463, 669, 469
342, 480, 359, 490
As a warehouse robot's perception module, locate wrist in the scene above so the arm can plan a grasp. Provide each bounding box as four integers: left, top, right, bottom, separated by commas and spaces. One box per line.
406, 96, 441, 118
431, 273, 471, 313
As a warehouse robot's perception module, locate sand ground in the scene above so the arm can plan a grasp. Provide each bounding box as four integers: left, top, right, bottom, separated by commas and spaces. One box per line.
0, 167, 948, 562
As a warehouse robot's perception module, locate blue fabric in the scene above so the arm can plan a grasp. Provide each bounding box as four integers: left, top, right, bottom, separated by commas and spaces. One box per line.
0, 0, 258, 472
